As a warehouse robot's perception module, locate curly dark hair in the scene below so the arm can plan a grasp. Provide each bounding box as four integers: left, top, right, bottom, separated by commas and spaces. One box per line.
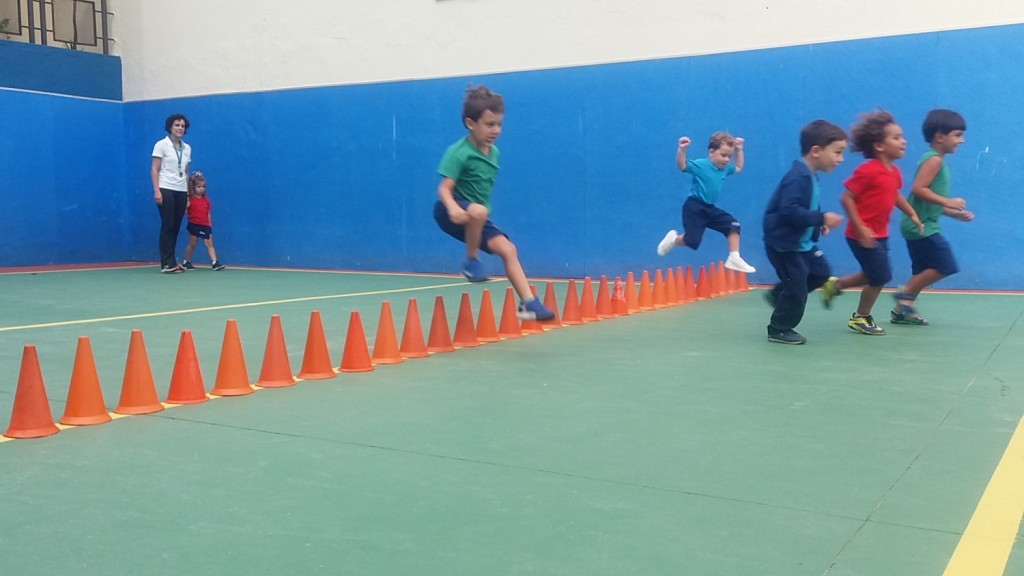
462, 85, 504, 123
164, 113, 190, 134
849, 109, 896, 159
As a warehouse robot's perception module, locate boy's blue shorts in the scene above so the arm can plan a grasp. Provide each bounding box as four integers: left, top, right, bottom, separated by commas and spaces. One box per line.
187, 223, 212, 239
682, 197, 740, 249
433, 199, 508, 254
846, 236, 891, 286
906, 233, 959, 276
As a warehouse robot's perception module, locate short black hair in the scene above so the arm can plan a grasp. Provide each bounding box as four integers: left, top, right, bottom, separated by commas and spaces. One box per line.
800, 120, 847, 155
462, 85, 504, 123
922, 109, 966, 143
164, 113, 190, 134
849, 109, 896, 159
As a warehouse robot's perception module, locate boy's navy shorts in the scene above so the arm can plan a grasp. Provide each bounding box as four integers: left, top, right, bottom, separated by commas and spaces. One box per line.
846, 236, 892, 286
682, 197, 740, 249
187, 223, 212, 239
906, 233, 959, 276
433, 198, 508, 254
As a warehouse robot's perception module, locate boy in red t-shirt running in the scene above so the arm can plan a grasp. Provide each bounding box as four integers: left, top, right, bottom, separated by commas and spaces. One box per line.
183, 171, 226, 271
821, 110, 922, 335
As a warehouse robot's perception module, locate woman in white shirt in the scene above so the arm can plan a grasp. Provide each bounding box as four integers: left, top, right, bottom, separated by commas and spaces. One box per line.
151, 113, 192, 273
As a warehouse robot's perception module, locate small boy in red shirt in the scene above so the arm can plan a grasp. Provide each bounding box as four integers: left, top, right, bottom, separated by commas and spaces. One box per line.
183, 171, 226, 271
821, 110, 922, 335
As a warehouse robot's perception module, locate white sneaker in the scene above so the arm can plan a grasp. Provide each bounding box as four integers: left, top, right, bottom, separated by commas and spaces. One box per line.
724, 254, 756, 273
657, 230, 679, 256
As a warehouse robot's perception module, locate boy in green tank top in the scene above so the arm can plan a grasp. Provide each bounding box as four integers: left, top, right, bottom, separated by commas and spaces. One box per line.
891, 109, 974, 325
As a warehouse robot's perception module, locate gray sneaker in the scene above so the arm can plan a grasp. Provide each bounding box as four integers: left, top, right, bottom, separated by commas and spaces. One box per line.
768, 328, 807, 345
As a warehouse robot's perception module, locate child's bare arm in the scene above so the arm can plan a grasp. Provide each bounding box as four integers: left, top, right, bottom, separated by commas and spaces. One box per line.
911, 157, 967, 210
676, 137, 691, 171
840, 189, 875, 247
437, 178, 468, 224
732, 137, 745, 174
895, 195, 924, 234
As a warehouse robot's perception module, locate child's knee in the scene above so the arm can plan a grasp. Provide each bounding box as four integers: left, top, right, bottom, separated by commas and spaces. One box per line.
488, 235, 517, 259
465, 203, 489, 223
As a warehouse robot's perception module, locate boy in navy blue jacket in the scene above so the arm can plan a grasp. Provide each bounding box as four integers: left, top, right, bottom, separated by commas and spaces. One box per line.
763, 120, 848, 344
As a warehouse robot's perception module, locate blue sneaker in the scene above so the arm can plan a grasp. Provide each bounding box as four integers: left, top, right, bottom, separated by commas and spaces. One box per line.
462, 257, 488, 282
517, 298, 554, 321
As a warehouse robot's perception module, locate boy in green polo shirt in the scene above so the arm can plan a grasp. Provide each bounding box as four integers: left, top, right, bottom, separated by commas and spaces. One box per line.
433, 85, 554, 321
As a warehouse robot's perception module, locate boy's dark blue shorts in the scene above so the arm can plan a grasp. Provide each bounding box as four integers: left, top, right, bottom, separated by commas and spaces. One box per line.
682, 197, 740, 249
187, 223, 212, 239
433, 199, 508, 254
846, 236, 892, 286
906, 233, 959, 276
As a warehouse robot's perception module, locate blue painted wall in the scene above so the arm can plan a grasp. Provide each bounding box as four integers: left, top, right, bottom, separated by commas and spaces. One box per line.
6, 25, 1024, 288
0, 41, 121, 100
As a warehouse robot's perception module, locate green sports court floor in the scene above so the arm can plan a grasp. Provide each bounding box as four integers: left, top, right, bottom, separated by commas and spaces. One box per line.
1, 264, 1022, 575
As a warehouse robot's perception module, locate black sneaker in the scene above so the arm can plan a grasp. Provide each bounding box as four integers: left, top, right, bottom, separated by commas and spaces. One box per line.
182, 261, 195, 270
767, 328, 807, 345
212, 261, 226, 271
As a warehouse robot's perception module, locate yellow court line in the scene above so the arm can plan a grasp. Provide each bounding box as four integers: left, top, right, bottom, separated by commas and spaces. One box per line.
0, 281, 467, 333
942, 413, 1024, 576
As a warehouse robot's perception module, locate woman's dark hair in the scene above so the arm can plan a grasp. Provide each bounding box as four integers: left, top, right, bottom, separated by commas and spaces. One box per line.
164, 113, 190, 134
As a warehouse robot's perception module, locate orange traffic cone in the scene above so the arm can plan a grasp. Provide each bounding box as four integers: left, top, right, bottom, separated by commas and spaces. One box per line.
453, 292, 481, 348
340, 311, 375, 372
717, 261, 727, 296
427, 296, 456, 352
521, 285, 546, 334
400, 298, 430, 358
666, 268, 679, 305
684, 266, 696, 302
60, 336, 111, 426
114, 330, 164, 415
696, 266, 711, 299
674, 267, 686, 303
561, 279, 583, 325
371, 301, 405, 364
165, 330, 208, 404
579, 277, 598, 322
726, 267, 737, 294
541, 282, 563, 329
298, 310, 337, 379
653, 269, 668, 308
595, 276, 615, 318
3, 345, 59, 439
211, 319, 254, 396
612, 276, 629, 315
626, 272, 640, 312
256, 315, 297, 388
476, 289, 501, 343
739, 271, 750, 291
638, 271, 654, 310
498, 287, 524, 339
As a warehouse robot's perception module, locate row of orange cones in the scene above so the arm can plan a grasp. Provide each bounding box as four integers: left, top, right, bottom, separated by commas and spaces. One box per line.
2, 264, 749, 440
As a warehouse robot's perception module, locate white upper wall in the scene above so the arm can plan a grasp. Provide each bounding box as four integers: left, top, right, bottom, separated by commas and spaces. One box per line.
115, 0, 1024, 101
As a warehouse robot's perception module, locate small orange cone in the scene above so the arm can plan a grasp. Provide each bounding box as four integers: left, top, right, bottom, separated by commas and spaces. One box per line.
595, 276, 615, 318
653, 269, 668, 308
400, 299, 430, 358
453, 292, 481, 347
114, 330, 164, 415
427, 296, 456, 352
165, 330, 209, 404
498, 287, 524, 339
256, 315, 297, 388
626, 272, 640, 312
665, 268, 679, 305
541, 282, 563, 329
612, 276, 629, 315
561, 279, 583, 325
298, 310, 337, 379
726, 267, 737, 294
3, 345, 60, 439
684, 266, 696, 302
717, 261, 727, 296
60, 337, 112, 426
371, 301, 405, 364
739, 271, 750, 291
211, 319, 254, 396
638, 271, 654, 310
521, 285, 546, 334
674, 267, 686, 303
340, 311, 375, 372
476, 289, 501, 343
696, 266, 711, 299
579, 277, 599, 322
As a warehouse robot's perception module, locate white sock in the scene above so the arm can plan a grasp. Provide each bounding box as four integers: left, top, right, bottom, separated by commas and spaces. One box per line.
729, 251, 740, 259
